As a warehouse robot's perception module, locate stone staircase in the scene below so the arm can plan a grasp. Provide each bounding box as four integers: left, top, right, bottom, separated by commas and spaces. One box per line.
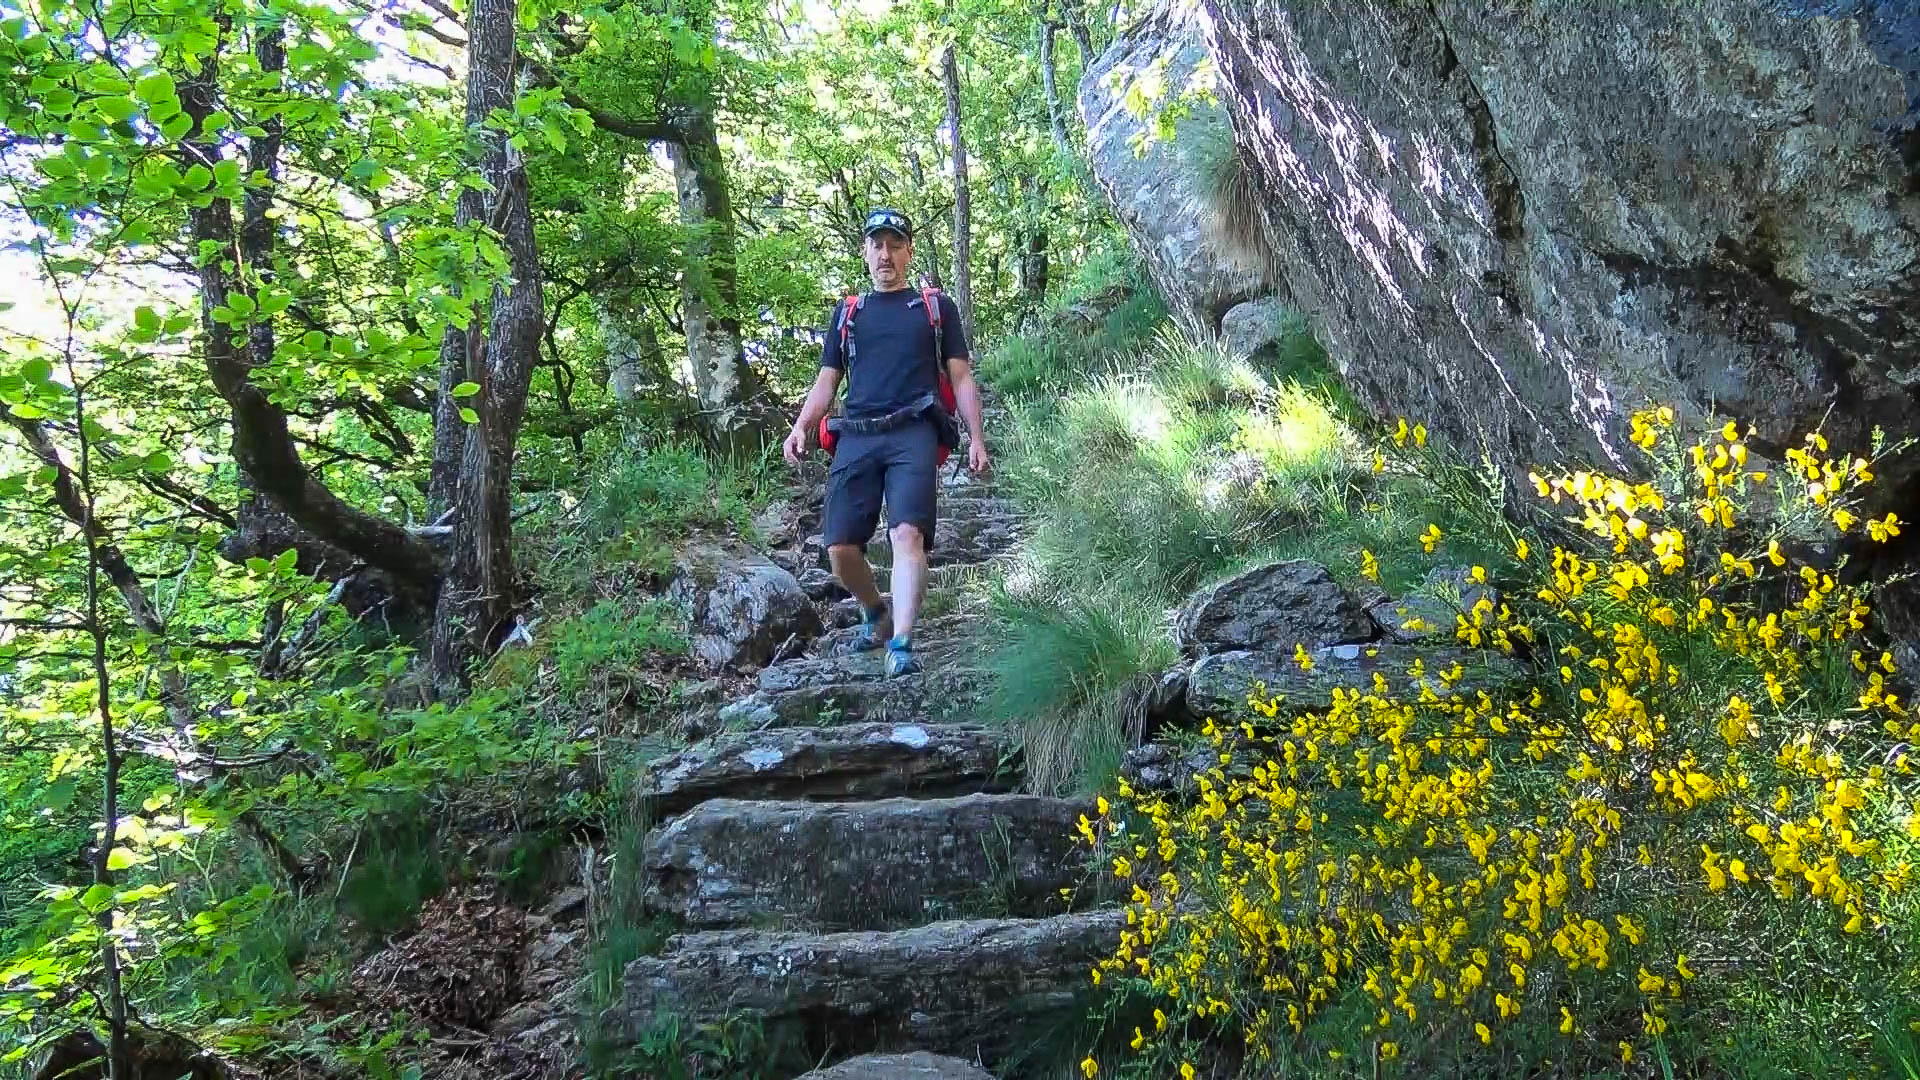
601, 474, 1115, 1077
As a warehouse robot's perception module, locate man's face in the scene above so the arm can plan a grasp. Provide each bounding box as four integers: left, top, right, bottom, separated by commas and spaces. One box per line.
863, 231, 912, 289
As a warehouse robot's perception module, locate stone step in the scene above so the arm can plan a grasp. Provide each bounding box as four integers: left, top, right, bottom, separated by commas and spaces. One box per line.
794, 1053, 997, 1080
713, 668, 988, 731
642, 794, 1091, 929
636, 723, 1019, 817
606, 910, 1122, 1064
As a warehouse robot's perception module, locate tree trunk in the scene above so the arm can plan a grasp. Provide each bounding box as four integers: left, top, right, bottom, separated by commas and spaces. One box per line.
902, 149, 945, 291
600, 297, 661, 402
1061, 0, 1095, 64
428, 28, 504, 519
177, 16, 441, 600
669, 105, 764, 450
1017, 177, 1049, 332
940, 41, 975, 342
427, 0, 546, 691
1038, 13, 1072, 159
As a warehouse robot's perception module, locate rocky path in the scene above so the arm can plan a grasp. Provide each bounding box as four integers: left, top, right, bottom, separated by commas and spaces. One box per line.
602, 471, 1113, 1078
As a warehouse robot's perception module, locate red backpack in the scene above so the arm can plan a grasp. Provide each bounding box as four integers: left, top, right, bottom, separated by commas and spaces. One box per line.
817, 286, 959, 466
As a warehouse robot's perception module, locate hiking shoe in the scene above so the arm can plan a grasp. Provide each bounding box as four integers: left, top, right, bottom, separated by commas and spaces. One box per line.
884, 636, 920, 677
846, 603, 891, 653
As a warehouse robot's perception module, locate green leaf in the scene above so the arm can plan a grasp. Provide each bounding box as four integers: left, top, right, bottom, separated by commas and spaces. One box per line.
95, 95, 139, 121
105, 847, 139, 871
134, 306, 161, 332
8, 404, 49, 419
450, 381, 480, 397
272, 547, 298, 571
226, 292, 256, 317
160, 113, 193, 141
143, 451, 172, 473
22, 357, 52, 384
459, 407, 479, 424
212, 159, 242, 186
245, 557, 271, 574
181, 163, 212, 190
133, 71, 175, 104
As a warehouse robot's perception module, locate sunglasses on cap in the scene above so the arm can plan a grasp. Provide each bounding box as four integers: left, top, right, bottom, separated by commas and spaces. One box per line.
861, 209, 913, 239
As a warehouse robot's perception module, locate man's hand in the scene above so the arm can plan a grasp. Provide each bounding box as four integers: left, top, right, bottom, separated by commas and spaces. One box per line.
782, 425, 811, 465
967, 438, 991, 477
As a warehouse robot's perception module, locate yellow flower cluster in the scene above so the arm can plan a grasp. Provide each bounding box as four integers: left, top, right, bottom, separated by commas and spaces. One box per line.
1078, 408, 1917, 1074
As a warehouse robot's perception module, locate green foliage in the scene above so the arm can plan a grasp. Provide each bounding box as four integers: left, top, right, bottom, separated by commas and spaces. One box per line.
985, 252, 1170, 398
547, 599, 688, 699
337, 813, 455, 940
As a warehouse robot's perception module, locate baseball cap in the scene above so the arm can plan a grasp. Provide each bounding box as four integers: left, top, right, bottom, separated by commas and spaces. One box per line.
861, 207, 913, 240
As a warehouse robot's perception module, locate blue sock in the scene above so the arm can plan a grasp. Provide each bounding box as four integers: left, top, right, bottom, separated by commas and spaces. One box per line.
887, 634, 911, 651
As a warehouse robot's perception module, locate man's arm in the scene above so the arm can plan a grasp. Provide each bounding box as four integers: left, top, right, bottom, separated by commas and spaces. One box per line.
945, 355, 990, 475
783, 366, 842, 464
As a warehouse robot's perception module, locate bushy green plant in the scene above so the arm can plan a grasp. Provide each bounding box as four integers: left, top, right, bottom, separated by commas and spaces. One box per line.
1077, 409, 1920, 1078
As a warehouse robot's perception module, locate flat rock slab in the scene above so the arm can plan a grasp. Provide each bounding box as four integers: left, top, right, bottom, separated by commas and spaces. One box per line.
1185, 643, 1526, 719
636, 723, 1019, 817
643, 794, 1091, 929
794, 1053, 997, 1080
609, 911, 1123, 1063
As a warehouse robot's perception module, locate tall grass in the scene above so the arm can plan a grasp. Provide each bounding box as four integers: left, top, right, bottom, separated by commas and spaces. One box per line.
981, 288, 1436, 791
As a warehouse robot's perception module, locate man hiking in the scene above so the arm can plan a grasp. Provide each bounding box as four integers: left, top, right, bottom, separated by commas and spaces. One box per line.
782, 208, 990, 677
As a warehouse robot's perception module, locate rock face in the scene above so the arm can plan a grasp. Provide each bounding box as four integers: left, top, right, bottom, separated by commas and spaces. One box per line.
1175, 560, 1374, 655
1193, 0, 1920, 503
794, 1053, 997, 1080
669, 541, 820, 673
1185, 643, 1523, 719
637, 723, 1017, 817
1079, 6, 1266, 333
642, 794, 1088, 928
608, 911, 1122, 1061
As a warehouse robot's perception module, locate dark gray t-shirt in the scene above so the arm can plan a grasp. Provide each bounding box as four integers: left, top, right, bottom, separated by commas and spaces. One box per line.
821, 288, 969, 420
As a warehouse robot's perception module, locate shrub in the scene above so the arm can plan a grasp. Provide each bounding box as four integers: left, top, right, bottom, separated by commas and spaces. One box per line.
1077, 409, 1919, 1076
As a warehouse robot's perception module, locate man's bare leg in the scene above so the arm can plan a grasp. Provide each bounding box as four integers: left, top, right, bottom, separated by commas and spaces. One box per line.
887, 523, 928, 642
828, 543, 886, 613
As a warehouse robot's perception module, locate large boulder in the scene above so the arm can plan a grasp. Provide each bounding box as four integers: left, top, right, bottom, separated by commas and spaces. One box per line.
1175, 560, 1375, 655
642, 794, 1088, 929
1193, 0, 1920, 508
668, 541, 820, 673
1079, 6, 1267, 334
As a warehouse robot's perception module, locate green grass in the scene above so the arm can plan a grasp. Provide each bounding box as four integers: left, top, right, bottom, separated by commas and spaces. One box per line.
985, 585, 1177, 795
980, 268, 1511, 805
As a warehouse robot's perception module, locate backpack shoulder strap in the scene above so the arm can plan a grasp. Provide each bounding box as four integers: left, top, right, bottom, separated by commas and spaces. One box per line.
919, 286, 946, 373
838, 293, 864, 365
